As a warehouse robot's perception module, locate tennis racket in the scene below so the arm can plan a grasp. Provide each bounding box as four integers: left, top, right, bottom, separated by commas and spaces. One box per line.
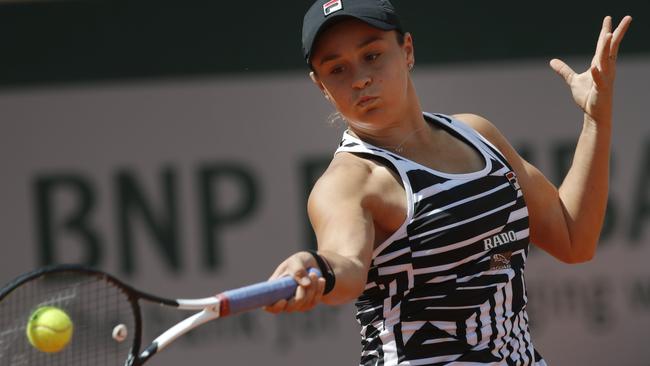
0, 264, 321, 365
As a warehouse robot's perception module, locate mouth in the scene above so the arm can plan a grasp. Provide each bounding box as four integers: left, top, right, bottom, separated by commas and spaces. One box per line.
356, 96, 379, 108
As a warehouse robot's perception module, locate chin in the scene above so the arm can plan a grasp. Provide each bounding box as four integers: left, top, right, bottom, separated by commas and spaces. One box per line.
362, 106, 396, 122
347, 109, 391, 129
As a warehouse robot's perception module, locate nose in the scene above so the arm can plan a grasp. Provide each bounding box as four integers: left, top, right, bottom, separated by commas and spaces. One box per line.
352, 72, 372, 89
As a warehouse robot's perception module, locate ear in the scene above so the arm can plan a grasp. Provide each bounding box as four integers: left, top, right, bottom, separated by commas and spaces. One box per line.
402, 32, 415, 70
310, 71, 332, 101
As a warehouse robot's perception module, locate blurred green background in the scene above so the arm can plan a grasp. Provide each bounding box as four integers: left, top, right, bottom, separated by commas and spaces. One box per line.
0, 0, 647, 88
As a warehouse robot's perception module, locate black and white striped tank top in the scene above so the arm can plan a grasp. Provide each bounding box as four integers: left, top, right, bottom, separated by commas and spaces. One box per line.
335, 113, 547, 366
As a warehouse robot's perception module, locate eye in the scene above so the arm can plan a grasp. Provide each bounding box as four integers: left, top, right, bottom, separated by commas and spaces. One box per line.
365, 52, 381, 62
330, 65, 345, 75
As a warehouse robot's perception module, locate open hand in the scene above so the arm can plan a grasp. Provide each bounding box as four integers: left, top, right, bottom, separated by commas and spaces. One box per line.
550, 16, 632, 125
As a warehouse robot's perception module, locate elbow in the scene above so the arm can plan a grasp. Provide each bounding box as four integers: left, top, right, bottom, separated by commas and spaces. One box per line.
561, 253, 595, 264
561, 242, 597, 264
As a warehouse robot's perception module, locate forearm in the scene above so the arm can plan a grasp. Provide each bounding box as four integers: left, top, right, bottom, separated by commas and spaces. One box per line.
557, 114, 611, 261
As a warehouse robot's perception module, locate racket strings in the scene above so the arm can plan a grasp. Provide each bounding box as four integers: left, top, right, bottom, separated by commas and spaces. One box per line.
0, 271, 137, 365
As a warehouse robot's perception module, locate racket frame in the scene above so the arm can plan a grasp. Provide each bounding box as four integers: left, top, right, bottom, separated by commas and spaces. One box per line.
1, 264, 316, 365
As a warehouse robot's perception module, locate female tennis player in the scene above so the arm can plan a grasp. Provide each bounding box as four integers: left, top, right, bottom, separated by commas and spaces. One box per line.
266, 0, 632, 364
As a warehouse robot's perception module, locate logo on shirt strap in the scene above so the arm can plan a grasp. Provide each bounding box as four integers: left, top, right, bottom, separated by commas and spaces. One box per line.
505, 171, 521, 191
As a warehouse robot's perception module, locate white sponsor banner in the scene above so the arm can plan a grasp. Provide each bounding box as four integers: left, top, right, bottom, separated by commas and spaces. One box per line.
1, 56, 649, 365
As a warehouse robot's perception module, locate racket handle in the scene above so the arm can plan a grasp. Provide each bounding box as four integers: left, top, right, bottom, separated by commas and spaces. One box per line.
219, 268, 321, 316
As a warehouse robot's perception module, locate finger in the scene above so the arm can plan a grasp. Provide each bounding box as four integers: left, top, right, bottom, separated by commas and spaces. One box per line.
311, 277, 326, 308
293, 280, 308, 304
599, 33, 613, 72
292, 272, 318, 311
302, 278, 325, 312
549, 59, 576, 84
281, 254, 311, 287
293, 267, 311, 287
590, 64, 606, 88
610, 15, 633, 57
593, 16, 612, 66
288, 278, 313, 312
285, 297, 297, 313
301, 272, 320, 310
264, 299, 288, 314
268, 260, 289, 280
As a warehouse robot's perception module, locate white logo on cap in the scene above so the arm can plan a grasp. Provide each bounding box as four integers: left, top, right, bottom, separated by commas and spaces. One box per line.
323, 0, 343, 16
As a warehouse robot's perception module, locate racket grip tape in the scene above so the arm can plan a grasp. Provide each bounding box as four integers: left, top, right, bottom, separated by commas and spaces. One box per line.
218, 268, 321, 316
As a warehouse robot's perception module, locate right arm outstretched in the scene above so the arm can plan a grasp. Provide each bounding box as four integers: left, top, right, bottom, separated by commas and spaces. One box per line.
265, 155, 376, 313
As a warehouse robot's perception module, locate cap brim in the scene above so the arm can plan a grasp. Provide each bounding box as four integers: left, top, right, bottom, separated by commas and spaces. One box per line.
304, 14, 399, 63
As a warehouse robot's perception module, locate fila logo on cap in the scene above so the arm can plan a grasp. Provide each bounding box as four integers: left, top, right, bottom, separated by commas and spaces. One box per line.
323, 0, 343, 16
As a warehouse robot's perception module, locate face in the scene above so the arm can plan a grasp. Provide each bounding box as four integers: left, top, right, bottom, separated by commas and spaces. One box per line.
310, 19, 414, 128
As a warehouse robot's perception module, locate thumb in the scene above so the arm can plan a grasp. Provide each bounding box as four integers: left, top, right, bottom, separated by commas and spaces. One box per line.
284, 255, 312, 287
292, 267, 312, 287
549, 58, 575, 83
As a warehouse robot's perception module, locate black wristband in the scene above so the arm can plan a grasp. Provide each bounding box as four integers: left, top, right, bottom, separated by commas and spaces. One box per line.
305, 250, 336, 295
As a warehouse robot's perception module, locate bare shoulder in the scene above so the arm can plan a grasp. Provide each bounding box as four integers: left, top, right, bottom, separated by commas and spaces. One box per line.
314, 152, 374, 191
452, 112, 534, 177
308, 152, 374, 211
308, 152, 401, 218
452, 113, 513, 154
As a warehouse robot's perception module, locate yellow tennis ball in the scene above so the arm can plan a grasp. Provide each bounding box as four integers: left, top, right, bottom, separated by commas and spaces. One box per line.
26, 306, 73, 353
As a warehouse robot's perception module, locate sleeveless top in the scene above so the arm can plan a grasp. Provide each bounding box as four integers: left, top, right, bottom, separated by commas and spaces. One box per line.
335, 113, 547, 366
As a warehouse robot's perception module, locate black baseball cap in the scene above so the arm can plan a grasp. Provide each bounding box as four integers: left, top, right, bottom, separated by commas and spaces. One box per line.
302, 0, 403, 64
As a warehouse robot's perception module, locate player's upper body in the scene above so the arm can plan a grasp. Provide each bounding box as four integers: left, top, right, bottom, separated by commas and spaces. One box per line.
335, 111, 548, 365
266, 0, 631, 364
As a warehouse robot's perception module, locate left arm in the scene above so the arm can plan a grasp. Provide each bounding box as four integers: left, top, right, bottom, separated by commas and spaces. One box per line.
457, 114, 602, 263
457, 15, 632, 263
